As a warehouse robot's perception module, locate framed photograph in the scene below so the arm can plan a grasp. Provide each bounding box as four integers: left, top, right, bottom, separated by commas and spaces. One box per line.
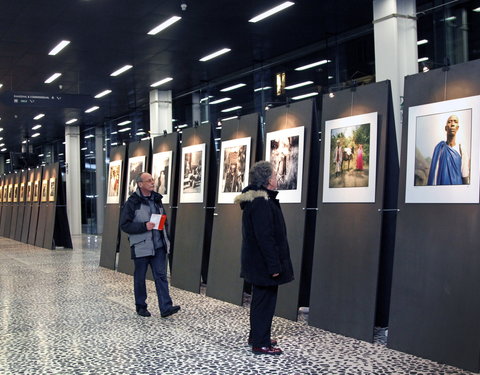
3, 184, 9, 202
152, 151, 173, 204
33, 180, 40, 202
265, 126, 304, 203
7, 184, 13, 202
0, 185, 3, 203
41, 180, 48, 202
322, 112, 378, 203
106, 160, 122, 204
218, 137, 251, 204
26, 182, 32, 202
405, 95, 480, 203
125, 155, 146, 202
180, 143, 205, 203
13, 184, 19, 202
19, 183, 25, 202
49, 177, 56, 202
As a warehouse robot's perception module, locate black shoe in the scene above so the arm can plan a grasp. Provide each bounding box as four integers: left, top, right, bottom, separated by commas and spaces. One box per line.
161, 305, 180, 318
136, 308, 151, 317
248, 338, 278, 346
252, 346, 283, 355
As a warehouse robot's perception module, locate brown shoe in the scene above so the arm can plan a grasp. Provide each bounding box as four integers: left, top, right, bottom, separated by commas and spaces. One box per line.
248, 338, 278, 346
252, 346, 282, 355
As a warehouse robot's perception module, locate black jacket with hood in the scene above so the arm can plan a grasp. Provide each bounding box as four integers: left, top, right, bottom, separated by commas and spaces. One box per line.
234, 185, 294, 286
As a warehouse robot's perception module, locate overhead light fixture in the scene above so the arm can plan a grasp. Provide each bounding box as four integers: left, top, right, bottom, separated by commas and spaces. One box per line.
422, 62, 430, 73
328, 75, 334, 80
418, 57, 429, 62
111, 131, 118, 135
85, 106, 99, 113
1, 148, 7, 152
291, 92, 319, 100
85, 134, 95, 139
32, 124, 42, 130
249, 1, 294, 23
111, 142, 118, 146
136, 131, 147, 136
417, 39, 429, 45
118, 120, 131, 126
220, 83, 246, 92
199, 48, 231, 62
209, 97, 231, 105
22, 140, 27, 144
48, 40, 70, 55
66, 118, 78, 124
34, 113, 45, 120
81, 147, 87, 151
147, 16, 182, 35
32, 133, 41, 138
0, 128, 3, 132
118, 127, 131, 133
200, 96, 214, 103
474, 7, 480, 12
150, 77, 173, 87
328, 89, 335, 98
221, 116, 238, 122
285, 81, 314, 90
44, 73, 62, 84
221, 106, 242, 113
444, 16, 456, 21
254, 86, 271, 92
94, 89, 112, 98
110, 65, 133, 77
177, 124, 188, 129
295, 60, 330, 71
0, 83, 3, 89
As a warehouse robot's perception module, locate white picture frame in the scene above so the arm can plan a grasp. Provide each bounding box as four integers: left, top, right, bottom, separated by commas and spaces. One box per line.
322, 112, 378, 203
180, 143, 206, 203
125, 155, 146, 202
106, 159, 122, 204
152, 150, 173, 204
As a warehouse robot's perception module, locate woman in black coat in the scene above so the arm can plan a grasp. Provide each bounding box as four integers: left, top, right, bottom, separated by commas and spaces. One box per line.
234, 161, 294, 355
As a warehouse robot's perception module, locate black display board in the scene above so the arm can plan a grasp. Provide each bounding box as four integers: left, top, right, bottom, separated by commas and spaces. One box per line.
14, 171, 28, 241
262, 99, 317, 321
388, 60, 480, 372
117, 140, 152, 275
308, 81, 396, 342
0, 176, 4, 226
21, 169, 36, 243
206, 113, 260, 305
9, 172, 21, 239
99, 145, 127, 269
0, 174, 14, 237
171, 124, 216, 293
27, 167, 43, 245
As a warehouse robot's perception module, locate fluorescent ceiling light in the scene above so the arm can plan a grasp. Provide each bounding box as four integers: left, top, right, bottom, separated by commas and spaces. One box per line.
221, 106, 242, 113
199, 48, 231, 62
148, 16, 182, 35
444, 16, 456, 21
32, 133, 41, 138
150, 77, 173, 87
94, 89, 112, 98
110, 65, 133, 77
221, 116, 238, 122
38, 153, 45, 157
81, 147, 87, 151
328, 75, 334, 79
202, 121, 210, 124
85, 106, 99, 113
220, 83, 246, 92
136, 131, 147, 135
48, 40, 70, 55
178, 124, 188, 128
44, 73, 62, 84
141, 136, 150, 141
66, 118, 78, 124
0, 83, 3, 88
291, 92, 319, 101
85, 134, 95, 139
22, 140, 27, 144
0, 148, 6, 152
254, 86, 272, 92
474, 7, 480, 12
249, 1, 294, 23
111, 131, 118, 135
209, 97, 231, 105
118, 120, 131, 126
111, 142, 118, 146
285, 81, 313, 90
417, 39, 428, 45
32, 124, 42, 130
34, 113, 45, 120
295, 60, 330, 71
118, 127, 131, 133
200, 96, 214, 103
418, 57, 429, 62
0, 128, 3, 132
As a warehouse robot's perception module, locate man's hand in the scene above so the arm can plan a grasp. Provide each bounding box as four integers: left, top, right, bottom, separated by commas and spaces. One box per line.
145, 222, 155, 231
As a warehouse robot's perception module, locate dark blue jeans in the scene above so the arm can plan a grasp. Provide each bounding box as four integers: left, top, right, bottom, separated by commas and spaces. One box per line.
133, 248, 173, 314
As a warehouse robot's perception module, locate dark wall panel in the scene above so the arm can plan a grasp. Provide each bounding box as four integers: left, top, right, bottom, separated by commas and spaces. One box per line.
14, 171, 28, 241
27, 167, 43, 245
309, 81, 394, 342
206, 113, 259, 305
0, 174, 13, 237
9, 172, 21, 239
21, 170, 36, 243
388, 60, 480, 372
43, 163, 60, 249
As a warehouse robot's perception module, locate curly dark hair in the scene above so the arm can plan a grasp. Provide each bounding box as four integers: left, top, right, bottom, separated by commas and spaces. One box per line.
249, 161, 273, 187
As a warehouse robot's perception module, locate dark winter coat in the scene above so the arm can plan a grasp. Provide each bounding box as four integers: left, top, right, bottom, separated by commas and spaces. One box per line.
234, 185, 294, 286
120, 189, 170, 258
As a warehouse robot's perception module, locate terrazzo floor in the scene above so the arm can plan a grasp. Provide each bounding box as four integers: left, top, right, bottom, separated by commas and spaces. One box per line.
0, 235, 476, 375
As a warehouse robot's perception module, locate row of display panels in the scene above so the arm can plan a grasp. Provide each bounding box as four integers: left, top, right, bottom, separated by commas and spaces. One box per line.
0, 177, 56, 203
106, 94, 479, 204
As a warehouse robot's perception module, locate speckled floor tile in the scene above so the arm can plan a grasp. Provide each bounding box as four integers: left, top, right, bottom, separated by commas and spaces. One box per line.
0, 235, 475, 375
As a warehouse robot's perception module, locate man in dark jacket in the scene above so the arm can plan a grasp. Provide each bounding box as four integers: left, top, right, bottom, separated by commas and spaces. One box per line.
120, 172, 180, 318
234, 161, 294, 355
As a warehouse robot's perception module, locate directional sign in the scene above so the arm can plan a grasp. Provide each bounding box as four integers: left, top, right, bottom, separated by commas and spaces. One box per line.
1, 91, 94, 108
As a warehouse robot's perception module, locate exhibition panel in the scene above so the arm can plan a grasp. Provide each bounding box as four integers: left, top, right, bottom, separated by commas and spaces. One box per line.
27, 167, 43, 245
1, 174, 14, 237
20, 169, 35, 243
35, 166, 52, 247
309, 81, 396, 342
117, 140, 151, 276
99, 145, 127, 270
9, 171, 21, 239
172, 123, 217, 293
206, 113, 260, 305
14, 171, 28, 241
388, 59, 480, 372
264, 99, 317, 321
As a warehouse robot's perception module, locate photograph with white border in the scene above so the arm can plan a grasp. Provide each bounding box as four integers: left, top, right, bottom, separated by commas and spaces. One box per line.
152, 150, 173, 204
106, 160, 122, 204
125, 155, 146, 202
180, 143, 206, 203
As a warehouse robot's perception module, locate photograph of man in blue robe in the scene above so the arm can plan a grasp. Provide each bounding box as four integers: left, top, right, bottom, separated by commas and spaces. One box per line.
427, 115, 470, 185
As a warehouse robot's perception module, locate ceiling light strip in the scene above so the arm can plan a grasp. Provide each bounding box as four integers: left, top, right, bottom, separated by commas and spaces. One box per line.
150, 77, 173, 87
44, 73, 62, 83
110, 65, 133, 76
249, 1, 295, 23
48, 40, 70, 55
199, 48, 231, 62
147, 16, 182, 35
284, 81, 313, 90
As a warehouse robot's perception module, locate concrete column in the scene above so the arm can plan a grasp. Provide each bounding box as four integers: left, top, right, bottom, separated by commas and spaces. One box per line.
149, 89, 173, 137
95, 127, 105, 234
373, 0, 418, 157
65, 125, 82, 235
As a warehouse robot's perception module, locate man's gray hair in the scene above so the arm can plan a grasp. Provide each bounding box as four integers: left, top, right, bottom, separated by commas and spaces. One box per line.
249, 161, 273, 187
135, 173, 146, 183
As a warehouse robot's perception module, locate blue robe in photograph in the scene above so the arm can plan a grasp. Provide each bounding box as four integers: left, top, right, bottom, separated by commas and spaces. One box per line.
427, 141, 462, 185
